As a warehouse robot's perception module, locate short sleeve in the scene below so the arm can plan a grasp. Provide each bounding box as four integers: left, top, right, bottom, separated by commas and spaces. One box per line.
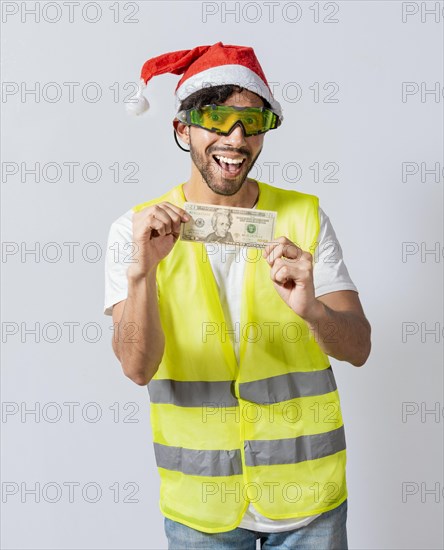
313, 207, 358, 298
103, 209, 134, 316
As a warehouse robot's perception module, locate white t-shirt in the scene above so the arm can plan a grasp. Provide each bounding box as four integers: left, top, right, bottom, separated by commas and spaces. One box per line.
103, 204, 358, 532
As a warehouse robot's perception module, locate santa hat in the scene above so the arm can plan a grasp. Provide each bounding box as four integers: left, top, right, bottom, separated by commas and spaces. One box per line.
127, 41, 283, 122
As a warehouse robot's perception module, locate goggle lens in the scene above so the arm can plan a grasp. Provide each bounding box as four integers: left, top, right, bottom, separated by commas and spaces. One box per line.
177, 104, 281, 136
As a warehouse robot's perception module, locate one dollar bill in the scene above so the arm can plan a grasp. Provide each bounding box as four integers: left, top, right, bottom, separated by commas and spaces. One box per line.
180, 202, 277, 248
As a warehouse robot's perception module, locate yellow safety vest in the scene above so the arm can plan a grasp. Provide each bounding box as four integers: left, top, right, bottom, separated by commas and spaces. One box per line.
132, 180, 347, 533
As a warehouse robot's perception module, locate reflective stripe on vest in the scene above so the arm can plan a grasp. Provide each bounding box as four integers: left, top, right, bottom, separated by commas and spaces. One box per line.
153, 425, 345, 475
154, 443, 243, 476
239, 366, 337, 404
244, 425, 346, 467
148, 366, 336, 406
149, 379, 239, 407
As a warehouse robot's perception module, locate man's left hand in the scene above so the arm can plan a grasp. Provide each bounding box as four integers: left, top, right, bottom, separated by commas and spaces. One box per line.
263, 236, 322, 322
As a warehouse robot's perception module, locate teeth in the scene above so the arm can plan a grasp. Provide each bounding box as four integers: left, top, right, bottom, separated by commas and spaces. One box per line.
215, 155, 244, 165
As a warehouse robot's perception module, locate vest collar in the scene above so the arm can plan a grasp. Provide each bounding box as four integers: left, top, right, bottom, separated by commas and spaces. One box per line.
171, 179, 268, 210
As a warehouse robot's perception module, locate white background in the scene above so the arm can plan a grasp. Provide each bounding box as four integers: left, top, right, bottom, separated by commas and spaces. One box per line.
1, 1, 443, 548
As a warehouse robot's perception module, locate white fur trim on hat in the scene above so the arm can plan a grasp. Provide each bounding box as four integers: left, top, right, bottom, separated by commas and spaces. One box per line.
175, 64, 283, 120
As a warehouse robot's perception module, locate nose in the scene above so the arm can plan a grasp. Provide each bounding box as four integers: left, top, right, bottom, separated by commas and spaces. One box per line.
222, 121, 247, 145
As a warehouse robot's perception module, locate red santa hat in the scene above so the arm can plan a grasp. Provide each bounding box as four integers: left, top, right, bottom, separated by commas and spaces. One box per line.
127, 41, 283, 122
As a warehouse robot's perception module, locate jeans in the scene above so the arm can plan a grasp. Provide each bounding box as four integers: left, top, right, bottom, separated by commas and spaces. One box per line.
164, 499, 348, 549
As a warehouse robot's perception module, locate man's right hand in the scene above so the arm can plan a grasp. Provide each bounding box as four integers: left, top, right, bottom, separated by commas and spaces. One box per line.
128, 201, 190, 278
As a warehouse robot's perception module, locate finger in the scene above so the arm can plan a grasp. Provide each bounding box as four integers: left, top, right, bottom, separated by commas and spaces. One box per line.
263, 236, 294, 258
159, 204, 186, 235
265, 243, 303, 267
273, 256, 314, 286
267, 244, 287, 265
264, 243, 281, 265
274, 268, 290, 285
161, 202, 190, 222
149, 215, 168, 237
301, 250, 313, 262
149, 206, 174, 236
263, 239, 281, 258
152, 205, 178, 233
271, 255, 305, 277
271, 261, 293, 285
279, 241, 303, 260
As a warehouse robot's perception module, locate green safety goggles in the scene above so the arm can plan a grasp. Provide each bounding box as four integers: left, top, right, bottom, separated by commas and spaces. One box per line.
175, 104, 281, 137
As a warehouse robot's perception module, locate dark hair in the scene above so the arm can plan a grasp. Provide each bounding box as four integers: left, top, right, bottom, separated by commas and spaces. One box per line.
178, 84, 272, 111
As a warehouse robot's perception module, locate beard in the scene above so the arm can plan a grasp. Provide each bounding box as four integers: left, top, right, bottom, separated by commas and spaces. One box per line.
189, 136, 262, 197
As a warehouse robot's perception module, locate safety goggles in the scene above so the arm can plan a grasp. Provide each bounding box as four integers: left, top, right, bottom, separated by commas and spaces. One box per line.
175, 104, 281, 137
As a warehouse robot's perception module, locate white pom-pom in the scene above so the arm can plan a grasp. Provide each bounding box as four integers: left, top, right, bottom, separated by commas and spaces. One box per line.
126, 79, 150, 116
126, 95, 150, 116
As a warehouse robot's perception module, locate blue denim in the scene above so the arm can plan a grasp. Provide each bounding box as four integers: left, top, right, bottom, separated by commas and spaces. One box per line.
164, 499, 348, 549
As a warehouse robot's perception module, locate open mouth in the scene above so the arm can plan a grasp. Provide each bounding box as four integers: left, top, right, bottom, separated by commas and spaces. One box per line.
212, 155, 246, 177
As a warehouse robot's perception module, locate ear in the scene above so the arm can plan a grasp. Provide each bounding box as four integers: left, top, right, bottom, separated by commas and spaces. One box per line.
173, 120, 190, 144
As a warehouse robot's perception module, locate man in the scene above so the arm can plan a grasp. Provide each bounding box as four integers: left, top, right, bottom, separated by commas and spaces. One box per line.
104, 42, 371, 550
205, 209, 234, 243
